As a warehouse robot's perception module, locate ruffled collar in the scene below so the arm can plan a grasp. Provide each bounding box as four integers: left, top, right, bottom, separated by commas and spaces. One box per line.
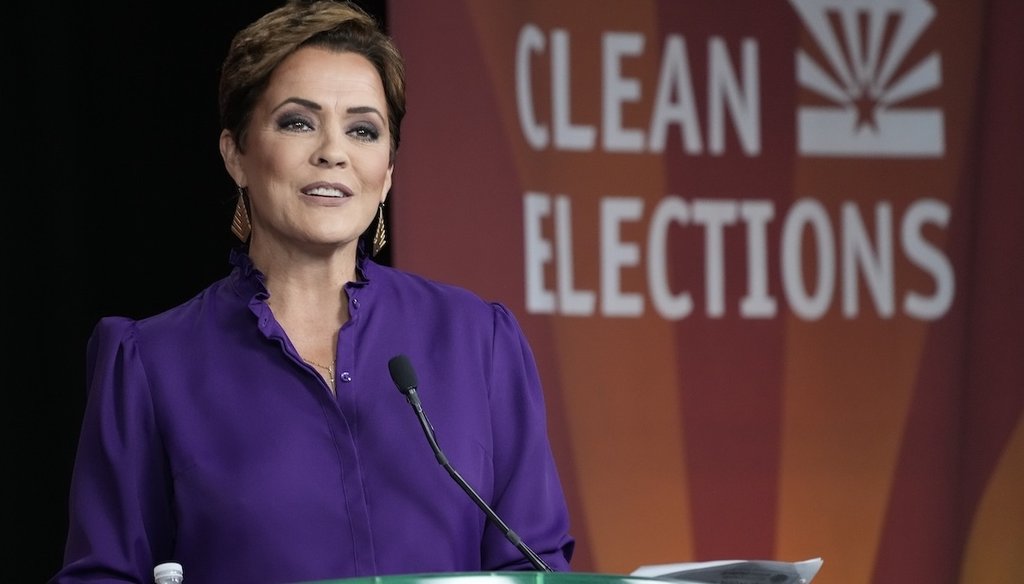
227, 244, 373, 301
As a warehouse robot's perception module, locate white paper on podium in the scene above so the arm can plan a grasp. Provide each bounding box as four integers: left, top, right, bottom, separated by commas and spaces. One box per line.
630, 557, 823, 584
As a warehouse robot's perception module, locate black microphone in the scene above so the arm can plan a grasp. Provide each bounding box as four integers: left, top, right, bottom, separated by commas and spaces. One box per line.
387, 354, 554, 572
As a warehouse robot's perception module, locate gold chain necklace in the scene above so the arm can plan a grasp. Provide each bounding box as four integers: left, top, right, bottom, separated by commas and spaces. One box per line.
303, 358, 335, 385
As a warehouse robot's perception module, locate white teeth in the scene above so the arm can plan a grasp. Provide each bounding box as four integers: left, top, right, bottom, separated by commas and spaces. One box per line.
307, 187, 344, 197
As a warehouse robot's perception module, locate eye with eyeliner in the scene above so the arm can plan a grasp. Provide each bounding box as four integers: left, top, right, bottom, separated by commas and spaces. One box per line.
276, 112, 316, 133
348, 122, 381, 142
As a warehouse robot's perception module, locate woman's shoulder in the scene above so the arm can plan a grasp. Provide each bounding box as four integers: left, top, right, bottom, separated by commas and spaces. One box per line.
365, 262, 528, 334
369, 262, 496, 309
90, 276, 238, 343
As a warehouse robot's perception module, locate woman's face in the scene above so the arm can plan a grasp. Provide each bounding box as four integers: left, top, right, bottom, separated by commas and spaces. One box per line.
222, 47, 393, 252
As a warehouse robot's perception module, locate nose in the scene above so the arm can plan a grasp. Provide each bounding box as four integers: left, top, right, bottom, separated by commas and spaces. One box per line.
311, 127, 348, 167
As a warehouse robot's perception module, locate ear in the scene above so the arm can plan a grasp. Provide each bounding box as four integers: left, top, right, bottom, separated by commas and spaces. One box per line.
220, 129, 246, 187
381, 163, 394, 205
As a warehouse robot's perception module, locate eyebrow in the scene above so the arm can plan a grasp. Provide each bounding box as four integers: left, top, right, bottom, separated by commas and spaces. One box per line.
272, 98, 386, 123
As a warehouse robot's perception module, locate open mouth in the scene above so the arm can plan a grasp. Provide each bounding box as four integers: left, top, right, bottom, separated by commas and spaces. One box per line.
304, 186, 348, 198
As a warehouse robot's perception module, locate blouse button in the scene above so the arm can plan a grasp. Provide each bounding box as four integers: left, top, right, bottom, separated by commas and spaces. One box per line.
352, 298, 360, 309
339, 371, 353, 383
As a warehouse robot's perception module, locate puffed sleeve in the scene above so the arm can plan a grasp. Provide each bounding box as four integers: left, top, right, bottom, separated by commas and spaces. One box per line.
481, 304, 575, 571
52, 317, 175, 583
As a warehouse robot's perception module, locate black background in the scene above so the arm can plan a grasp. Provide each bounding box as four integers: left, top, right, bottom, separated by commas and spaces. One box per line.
17, 1, 387, 581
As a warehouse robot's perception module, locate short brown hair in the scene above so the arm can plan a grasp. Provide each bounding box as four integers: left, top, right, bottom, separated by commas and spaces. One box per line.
218, 0, 406, 161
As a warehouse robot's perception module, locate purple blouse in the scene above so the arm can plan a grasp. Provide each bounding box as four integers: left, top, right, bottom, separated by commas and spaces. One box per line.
53, 249, 574, 583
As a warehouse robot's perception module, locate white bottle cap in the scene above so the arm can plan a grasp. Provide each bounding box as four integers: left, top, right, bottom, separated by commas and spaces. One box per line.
154, 562, 183, 581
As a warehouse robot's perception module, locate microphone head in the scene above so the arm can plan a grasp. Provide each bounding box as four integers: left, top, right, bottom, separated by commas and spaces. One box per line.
388, 354, 418, 395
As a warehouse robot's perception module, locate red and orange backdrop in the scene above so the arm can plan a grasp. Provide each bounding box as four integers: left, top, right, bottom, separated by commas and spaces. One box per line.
388, 1, 1023, 583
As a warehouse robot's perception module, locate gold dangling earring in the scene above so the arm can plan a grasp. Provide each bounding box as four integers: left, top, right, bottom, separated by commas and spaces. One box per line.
231, 186, 252, 242
372, 203, 387, 257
